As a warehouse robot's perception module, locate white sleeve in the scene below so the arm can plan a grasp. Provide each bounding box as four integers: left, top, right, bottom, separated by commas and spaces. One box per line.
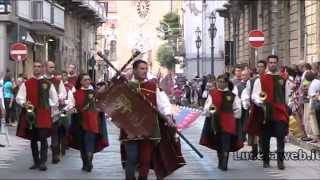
49, 84, 59, 107
251, 78, 263, 106
232, 86, 239, 97
241, 85, 250, 110
233, 93, 242, 119
203, 94, 212, 116
16, 83, 27, 106
58, 80, 67, 100
63, 90, 75, 111
308, 80, 320, 98
156, 89, 172, 116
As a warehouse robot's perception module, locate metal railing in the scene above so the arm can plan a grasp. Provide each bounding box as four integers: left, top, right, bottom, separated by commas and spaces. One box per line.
15, 0, 64, 29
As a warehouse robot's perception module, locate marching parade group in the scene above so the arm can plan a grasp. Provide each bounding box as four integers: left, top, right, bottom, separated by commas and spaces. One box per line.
1, 53, 318, 179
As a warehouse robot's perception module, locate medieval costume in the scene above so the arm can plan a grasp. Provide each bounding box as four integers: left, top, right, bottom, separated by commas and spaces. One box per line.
44, 75, 68, 164
251, 72, 289, 169
199, 87, 243, 171
16, 76, 59, 171
233, 80, 249, 141
68, 87, 109, 172
243, 76, 264, 159
120, 79, 185, 180
67, 75, 78, 89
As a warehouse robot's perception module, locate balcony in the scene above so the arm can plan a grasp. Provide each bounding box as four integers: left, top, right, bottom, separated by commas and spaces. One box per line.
16, 0, 64, 32
71, 0, 106, 23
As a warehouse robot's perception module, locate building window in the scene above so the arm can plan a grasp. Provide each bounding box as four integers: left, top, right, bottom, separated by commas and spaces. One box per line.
0, 0, 11, 14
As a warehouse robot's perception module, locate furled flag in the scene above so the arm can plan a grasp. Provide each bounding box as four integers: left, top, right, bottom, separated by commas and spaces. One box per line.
172, 105, 202, 131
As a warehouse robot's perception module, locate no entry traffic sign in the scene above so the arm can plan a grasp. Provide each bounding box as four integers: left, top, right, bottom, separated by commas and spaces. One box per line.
10, 42, 28, 62
248, 30, 264, 48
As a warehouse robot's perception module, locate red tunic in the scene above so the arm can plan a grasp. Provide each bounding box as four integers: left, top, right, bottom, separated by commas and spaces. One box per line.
74, 89, 99, 133
67, 76, 77, 88
260, 74, 288, 122
25, 78, 52, 128
16, 78, 53, 140
211, 89, 236, 134
199, 89, 243, 152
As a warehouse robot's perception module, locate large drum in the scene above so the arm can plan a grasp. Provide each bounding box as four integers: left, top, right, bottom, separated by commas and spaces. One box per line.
96, 79, 159, 139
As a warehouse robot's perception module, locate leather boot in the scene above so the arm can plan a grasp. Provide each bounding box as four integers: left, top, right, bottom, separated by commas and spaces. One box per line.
220, 152, 229, 171
51, 146, 60, 164
263, 161, 270, 168
250, 144, 258, 160
39, 141, 48, 171
85, 152, 93, 172
138, 176, 147, 180
277, 152, 285, 170
30, 141, 40, 170
277, 160, 285, 170
217, 151, 222, 169
81, 152, 87, 171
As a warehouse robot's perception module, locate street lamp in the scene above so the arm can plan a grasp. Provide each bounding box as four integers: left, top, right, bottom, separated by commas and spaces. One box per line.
195, 27, 201, 77
208, 11, 217, 75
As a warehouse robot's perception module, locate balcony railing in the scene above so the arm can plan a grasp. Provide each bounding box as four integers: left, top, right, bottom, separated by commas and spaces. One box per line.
16, 0, 64, 30
32, 0, 51, 24
53, 4, 64, 29
74, 0, 106, 21
16, 0, 32, 21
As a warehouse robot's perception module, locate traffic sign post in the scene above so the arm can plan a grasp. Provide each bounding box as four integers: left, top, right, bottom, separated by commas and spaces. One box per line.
10, 42, 28, 62
248, 30, 264, 48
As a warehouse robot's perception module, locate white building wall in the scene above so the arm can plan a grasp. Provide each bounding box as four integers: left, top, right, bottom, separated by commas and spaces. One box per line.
183, 1, 225, 79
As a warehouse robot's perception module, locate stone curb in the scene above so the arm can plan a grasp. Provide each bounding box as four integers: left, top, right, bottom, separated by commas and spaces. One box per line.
288, 135, 320, 151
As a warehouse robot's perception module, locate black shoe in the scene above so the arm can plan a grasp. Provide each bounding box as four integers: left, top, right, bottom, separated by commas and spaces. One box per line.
217, 151, 222, 169
52, 156, 60, 164
277, 160, 285, 170
84, 153, 93, 172
220, 152, 228, 171
250, 145, 258, 160
138, 176, 147, 180
263, 161, 270, 168
38, 163, 47, 171
29, 164, 39, 170
0, 144, 5, 147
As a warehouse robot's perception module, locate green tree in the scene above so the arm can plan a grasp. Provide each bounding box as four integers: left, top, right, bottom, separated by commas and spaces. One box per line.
160, 12, 180, 40
156, 43, 179, 70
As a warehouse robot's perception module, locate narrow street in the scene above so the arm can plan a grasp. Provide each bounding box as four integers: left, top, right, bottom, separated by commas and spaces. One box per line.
1, 116, 319, 179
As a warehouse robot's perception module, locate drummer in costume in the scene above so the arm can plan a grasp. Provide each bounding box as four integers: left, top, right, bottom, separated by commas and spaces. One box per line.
68, 73, 109, 172
43, 61, 68, 164
121, 60, 185, 180
16, 62, 59, 171
242, 60, 267, 159
199, 74, 243, 171
251, 55, 289, 170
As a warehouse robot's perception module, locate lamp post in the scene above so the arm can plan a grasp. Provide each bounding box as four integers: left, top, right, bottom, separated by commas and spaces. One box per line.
208, 11, 217, 75
195, 27, 201, 77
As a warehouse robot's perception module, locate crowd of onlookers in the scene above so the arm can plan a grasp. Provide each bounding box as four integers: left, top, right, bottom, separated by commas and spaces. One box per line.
0, 70, 26, 128
171, 61, 320, 144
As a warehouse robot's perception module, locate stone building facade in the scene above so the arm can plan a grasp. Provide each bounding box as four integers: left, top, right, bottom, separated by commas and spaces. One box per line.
218, 0, 320, 69
0, 0, 106, 78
